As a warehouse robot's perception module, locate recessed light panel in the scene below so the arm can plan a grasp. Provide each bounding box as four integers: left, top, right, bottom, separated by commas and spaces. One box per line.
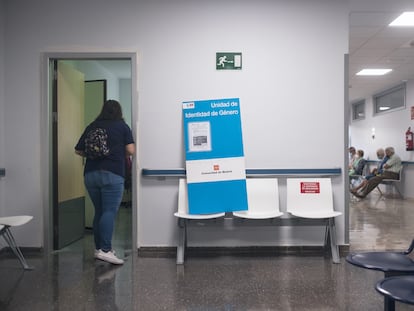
356, 69, 392, 76
389, 12, 414, 26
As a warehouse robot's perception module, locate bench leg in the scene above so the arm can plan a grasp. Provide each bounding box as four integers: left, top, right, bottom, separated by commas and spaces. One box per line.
384, 296, 395, 311
376, 185, 384, 196
1, 227, 33, 270
328, 218, 340, 264
324, 222, 329, 249
176, 218, 186, 265
393, 184, 403, 199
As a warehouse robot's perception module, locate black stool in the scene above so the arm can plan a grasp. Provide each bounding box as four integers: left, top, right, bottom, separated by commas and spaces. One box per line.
346, 240, 414, 277
376, 275, 414, 311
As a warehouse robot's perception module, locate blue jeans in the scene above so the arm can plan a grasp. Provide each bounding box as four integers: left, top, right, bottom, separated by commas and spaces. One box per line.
84, 170, 124, 252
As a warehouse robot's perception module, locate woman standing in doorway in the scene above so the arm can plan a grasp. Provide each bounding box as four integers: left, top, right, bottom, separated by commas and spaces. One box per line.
75, 99, 135, 265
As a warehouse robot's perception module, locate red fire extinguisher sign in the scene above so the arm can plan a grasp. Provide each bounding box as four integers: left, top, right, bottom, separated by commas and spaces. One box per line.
406, 127, 413, 151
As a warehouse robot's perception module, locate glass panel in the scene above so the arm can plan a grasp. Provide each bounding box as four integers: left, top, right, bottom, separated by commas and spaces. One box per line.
374, 84, 405, 114
352, 100, 365, 120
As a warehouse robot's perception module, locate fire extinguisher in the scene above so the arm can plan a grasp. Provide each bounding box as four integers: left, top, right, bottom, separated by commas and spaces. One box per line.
406, 127, 414, 151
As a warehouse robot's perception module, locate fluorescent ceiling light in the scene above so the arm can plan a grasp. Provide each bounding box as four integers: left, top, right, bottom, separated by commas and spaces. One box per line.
379, 106, 390, 111
356, 69, 392, 76
389, 12, 414, 26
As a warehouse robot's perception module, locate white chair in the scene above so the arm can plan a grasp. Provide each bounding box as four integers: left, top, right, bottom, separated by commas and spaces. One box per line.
286, 178, 341, 263
233, 178, 283, 219
174, 179, 225, 264
0, 215, 33, 270
174, 179, 226, 220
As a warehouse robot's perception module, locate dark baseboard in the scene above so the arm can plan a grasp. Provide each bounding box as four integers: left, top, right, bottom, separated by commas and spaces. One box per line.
0, 247, 43, 257
137, 247, 176, 258
137, 245, 350, 258
0, 245, 350, 259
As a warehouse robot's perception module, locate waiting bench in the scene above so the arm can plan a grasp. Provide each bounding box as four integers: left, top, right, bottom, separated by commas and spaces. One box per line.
174, 177, 341, 265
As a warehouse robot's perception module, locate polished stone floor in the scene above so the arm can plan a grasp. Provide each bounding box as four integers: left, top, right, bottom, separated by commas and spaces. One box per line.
1, 192, 414, 310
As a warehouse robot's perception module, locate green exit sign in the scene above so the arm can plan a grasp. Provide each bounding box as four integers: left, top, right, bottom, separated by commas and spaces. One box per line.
216, 52, 242, 70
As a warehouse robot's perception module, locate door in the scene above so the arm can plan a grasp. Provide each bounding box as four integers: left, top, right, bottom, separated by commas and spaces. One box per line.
46, 54, 136, 253
84, 80, 107, 228
53, 61, 86, 249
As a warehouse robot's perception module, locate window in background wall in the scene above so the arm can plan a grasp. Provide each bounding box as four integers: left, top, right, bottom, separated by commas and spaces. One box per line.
352, 99, 365, 121
374, 83, 406, 115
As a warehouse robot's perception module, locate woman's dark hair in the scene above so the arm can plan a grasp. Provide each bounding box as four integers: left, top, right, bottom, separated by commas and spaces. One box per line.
96, 99, 124, 121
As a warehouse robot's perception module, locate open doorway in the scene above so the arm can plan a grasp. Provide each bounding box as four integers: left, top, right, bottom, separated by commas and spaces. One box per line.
42, 53, 137, 255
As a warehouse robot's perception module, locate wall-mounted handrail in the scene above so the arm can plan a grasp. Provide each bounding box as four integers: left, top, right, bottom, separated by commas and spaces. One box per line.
141, 168, 342, 178
365, 160, 414, 165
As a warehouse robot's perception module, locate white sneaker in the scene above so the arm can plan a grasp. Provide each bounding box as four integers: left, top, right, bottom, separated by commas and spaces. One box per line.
95, 249, 116, 258
96, 250, 124, 265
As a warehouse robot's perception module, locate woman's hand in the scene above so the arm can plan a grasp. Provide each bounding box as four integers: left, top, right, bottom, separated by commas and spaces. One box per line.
125, 143, 135, 156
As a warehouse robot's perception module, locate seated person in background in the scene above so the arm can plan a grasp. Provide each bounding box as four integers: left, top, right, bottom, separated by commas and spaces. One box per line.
351, 148, 388, 193
348, 146, 357, 169
349, 149, 366, 176
351, 147, 402, 199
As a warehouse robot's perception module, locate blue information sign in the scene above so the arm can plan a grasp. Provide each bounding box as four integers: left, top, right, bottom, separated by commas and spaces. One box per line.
182, 98, 248, 214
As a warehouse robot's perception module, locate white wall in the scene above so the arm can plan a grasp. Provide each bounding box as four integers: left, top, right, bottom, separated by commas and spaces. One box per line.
350, 80, 414, 198
3, 0, 348, 248
137, 0, 348, 247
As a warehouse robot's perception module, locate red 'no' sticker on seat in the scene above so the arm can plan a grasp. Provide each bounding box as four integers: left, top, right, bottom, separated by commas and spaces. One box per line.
300, 182, 320, 193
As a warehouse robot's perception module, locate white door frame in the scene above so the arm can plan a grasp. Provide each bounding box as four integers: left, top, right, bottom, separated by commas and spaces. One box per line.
41, 52, 139, 254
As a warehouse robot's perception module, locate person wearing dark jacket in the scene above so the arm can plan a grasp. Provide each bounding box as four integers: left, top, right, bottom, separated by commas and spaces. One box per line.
75, 99, 135, 265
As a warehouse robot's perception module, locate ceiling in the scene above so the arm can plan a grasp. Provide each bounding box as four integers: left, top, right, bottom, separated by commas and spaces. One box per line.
349, 7, 414, 102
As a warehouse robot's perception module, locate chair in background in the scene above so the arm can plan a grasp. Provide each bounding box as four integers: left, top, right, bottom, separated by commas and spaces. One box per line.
174, 178, 225, 264
376, 275, 414, 311
286, 178, 342, 263
346, 239, 414, 277
376, 166, 404, 199
0, 215, 34, 270
233, 178, 283, 219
